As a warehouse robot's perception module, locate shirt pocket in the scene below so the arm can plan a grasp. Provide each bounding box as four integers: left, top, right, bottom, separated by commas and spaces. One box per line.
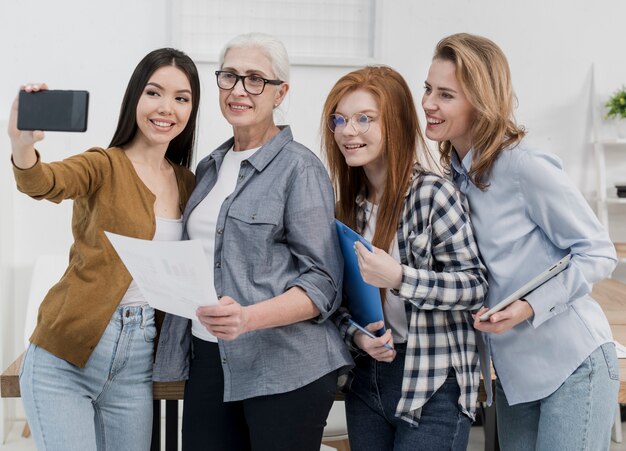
227, 200, 283, 226
407, 225, 432, 270
226, 200, 284, 267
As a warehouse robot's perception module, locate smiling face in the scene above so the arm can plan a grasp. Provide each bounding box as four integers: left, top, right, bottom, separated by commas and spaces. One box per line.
333, 89, 384, 174
422, 58, 476, 158
134, 65, 193, 150
219, 46, 287, 134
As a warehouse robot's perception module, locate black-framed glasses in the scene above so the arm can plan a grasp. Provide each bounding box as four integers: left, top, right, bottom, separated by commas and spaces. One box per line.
327, 113, 373, 135
215, 70, 283, 95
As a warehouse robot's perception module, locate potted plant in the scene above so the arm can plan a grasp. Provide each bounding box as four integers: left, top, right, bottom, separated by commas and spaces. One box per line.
605, 86, 626, 138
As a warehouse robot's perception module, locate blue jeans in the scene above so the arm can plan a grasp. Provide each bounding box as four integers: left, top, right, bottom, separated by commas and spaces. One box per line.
496, 342, 619, 451
345, 344, 471, 451
20, 305, 156, 451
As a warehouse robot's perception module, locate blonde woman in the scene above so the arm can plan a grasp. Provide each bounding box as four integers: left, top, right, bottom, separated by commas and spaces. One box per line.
423, 33, 619, 450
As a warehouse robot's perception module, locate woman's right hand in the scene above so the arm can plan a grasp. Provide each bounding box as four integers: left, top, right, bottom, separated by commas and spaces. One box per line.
8, 84, 47, 169
472, 300, 534, 334
354, 320, 396, 362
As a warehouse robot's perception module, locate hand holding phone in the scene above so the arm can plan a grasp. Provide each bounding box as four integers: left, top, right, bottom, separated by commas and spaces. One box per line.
17, 89, 89, 132
8, 84, 49, 169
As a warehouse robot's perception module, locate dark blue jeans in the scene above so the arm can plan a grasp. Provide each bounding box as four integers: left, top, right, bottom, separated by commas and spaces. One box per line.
345, 344, 471, 451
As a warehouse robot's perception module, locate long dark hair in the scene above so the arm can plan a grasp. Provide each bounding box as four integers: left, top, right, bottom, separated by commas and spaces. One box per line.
109, 48, 200, 168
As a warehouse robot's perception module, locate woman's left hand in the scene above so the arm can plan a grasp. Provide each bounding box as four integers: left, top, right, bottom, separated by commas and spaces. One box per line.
196, 296, 250, 340
354, 241, 403, 289
353, 321, 396, 362
472, 300, 534, 334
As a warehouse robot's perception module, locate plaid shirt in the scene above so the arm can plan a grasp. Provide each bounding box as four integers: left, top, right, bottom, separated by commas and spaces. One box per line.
335, 168, 487, 425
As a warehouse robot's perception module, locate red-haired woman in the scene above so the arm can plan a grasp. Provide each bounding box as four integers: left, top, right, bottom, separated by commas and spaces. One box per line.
322, 65, 488, 450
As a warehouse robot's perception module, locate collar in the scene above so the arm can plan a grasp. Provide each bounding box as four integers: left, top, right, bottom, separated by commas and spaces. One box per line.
450, 149, 474, 192
450, 148, 474, 176
207, 125, 294, 173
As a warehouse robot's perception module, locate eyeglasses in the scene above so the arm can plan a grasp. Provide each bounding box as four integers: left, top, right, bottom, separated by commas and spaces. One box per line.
215, 70, 283, 95
327, 113, 373, 135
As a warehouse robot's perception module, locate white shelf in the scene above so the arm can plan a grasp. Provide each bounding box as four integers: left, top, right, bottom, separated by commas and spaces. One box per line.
606, 198, 626, 205
591, 70, 626, 269
598, 139, 626, 146
594, 136, 626, 267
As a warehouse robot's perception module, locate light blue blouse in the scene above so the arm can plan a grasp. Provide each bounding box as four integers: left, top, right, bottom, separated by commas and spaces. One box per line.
450, 141, 617, 405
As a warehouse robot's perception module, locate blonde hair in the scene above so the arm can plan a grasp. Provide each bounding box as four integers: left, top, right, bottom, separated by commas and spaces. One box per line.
433, 33, 526, 189
321, 66, 426, 304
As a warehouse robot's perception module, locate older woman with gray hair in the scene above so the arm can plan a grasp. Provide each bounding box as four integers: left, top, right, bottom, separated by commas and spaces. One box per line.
153, 32, 352, 451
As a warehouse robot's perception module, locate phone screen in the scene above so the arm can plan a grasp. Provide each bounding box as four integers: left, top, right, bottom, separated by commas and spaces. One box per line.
17, 90, 89, 132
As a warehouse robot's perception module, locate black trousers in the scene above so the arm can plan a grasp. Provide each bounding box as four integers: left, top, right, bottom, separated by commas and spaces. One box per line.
182, 337, 338, 451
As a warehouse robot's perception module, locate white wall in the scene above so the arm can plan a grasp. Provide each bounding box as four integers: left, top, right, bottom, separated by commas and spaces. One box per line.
0, 121, 12, 440
0, 0, 174, 439
2, 0, 626, 440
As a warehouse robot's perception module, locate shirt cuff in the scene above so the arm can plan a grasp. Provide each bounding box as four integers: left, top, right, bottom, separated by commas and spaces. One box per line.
524, 278, 569, 328
397, 264, 429, 301
11, 149, 41, 170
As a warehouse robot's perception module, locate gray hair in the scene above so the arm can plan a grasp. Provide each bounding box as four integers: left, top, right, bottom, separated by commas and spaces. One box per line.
219, 32, 290, 83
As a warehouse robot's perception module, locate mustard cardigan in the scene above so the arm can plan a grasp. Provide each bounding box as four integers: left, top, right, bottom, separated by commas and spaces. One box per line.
13, 147, 195, 367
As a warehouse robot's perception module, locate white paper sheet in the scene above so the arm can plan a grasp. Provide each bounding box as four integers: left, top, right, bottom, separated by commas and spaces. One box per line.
105, 231, 216, 319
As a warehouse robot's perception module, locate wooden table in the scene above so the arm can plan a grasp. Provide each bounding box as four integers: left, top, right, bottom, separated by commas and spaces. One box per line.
3, 278, 625, 450
591, 279, 626, 403
1, 353, 184, 451
592, 278, 626, 326
0, 355, 20, 400
602, 324, 626, 403
2, 353, 497, 450
1, 356, 187, 400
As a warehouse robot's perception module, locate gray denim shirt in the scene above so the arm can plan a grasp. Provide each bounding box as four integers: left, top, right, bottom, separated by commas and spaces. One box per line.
153, 126, 353, 401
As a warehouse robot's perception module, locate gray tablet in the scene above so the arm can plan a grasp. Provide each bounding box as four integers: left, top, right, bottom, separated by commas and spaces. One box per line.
479, 254, 572, 321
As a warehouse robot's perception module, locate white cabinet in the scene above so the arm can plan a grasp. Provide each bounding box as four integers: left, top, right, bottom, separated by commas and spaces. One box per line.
592, 138, 626, 262
590, 65, 626, 264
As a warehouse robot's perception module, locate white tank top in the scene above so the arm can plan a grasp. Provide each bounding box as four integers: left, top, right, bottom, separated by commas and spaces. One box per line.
362, 201, 408, 343
187, 146, 259, 342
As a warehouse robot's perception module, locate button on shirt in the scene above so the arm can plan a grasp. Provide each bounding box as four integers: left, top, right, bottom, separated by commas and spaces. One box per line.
187, 146, 259, 342
450, 142, 617, 405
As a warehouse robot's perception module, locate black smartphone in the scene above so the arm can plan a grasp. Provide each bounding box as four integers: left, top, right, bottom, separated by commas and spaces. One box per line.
17, 90, 89, 132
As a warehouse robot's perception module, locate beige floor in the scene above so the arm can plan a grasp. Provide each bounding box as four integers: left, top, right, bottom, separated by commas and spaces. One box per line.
3, 421, 626, 451
1, 422, 34, 451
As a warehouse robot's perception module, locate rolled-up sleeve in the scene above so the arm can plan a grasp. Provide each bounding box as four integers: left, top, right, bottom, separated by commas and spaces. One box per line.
284, 164, 343, 321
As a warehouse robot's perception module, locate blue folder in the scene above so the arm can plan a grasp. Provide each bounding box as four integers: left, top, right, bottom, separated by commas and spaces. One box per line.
334, 219, 385, 335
